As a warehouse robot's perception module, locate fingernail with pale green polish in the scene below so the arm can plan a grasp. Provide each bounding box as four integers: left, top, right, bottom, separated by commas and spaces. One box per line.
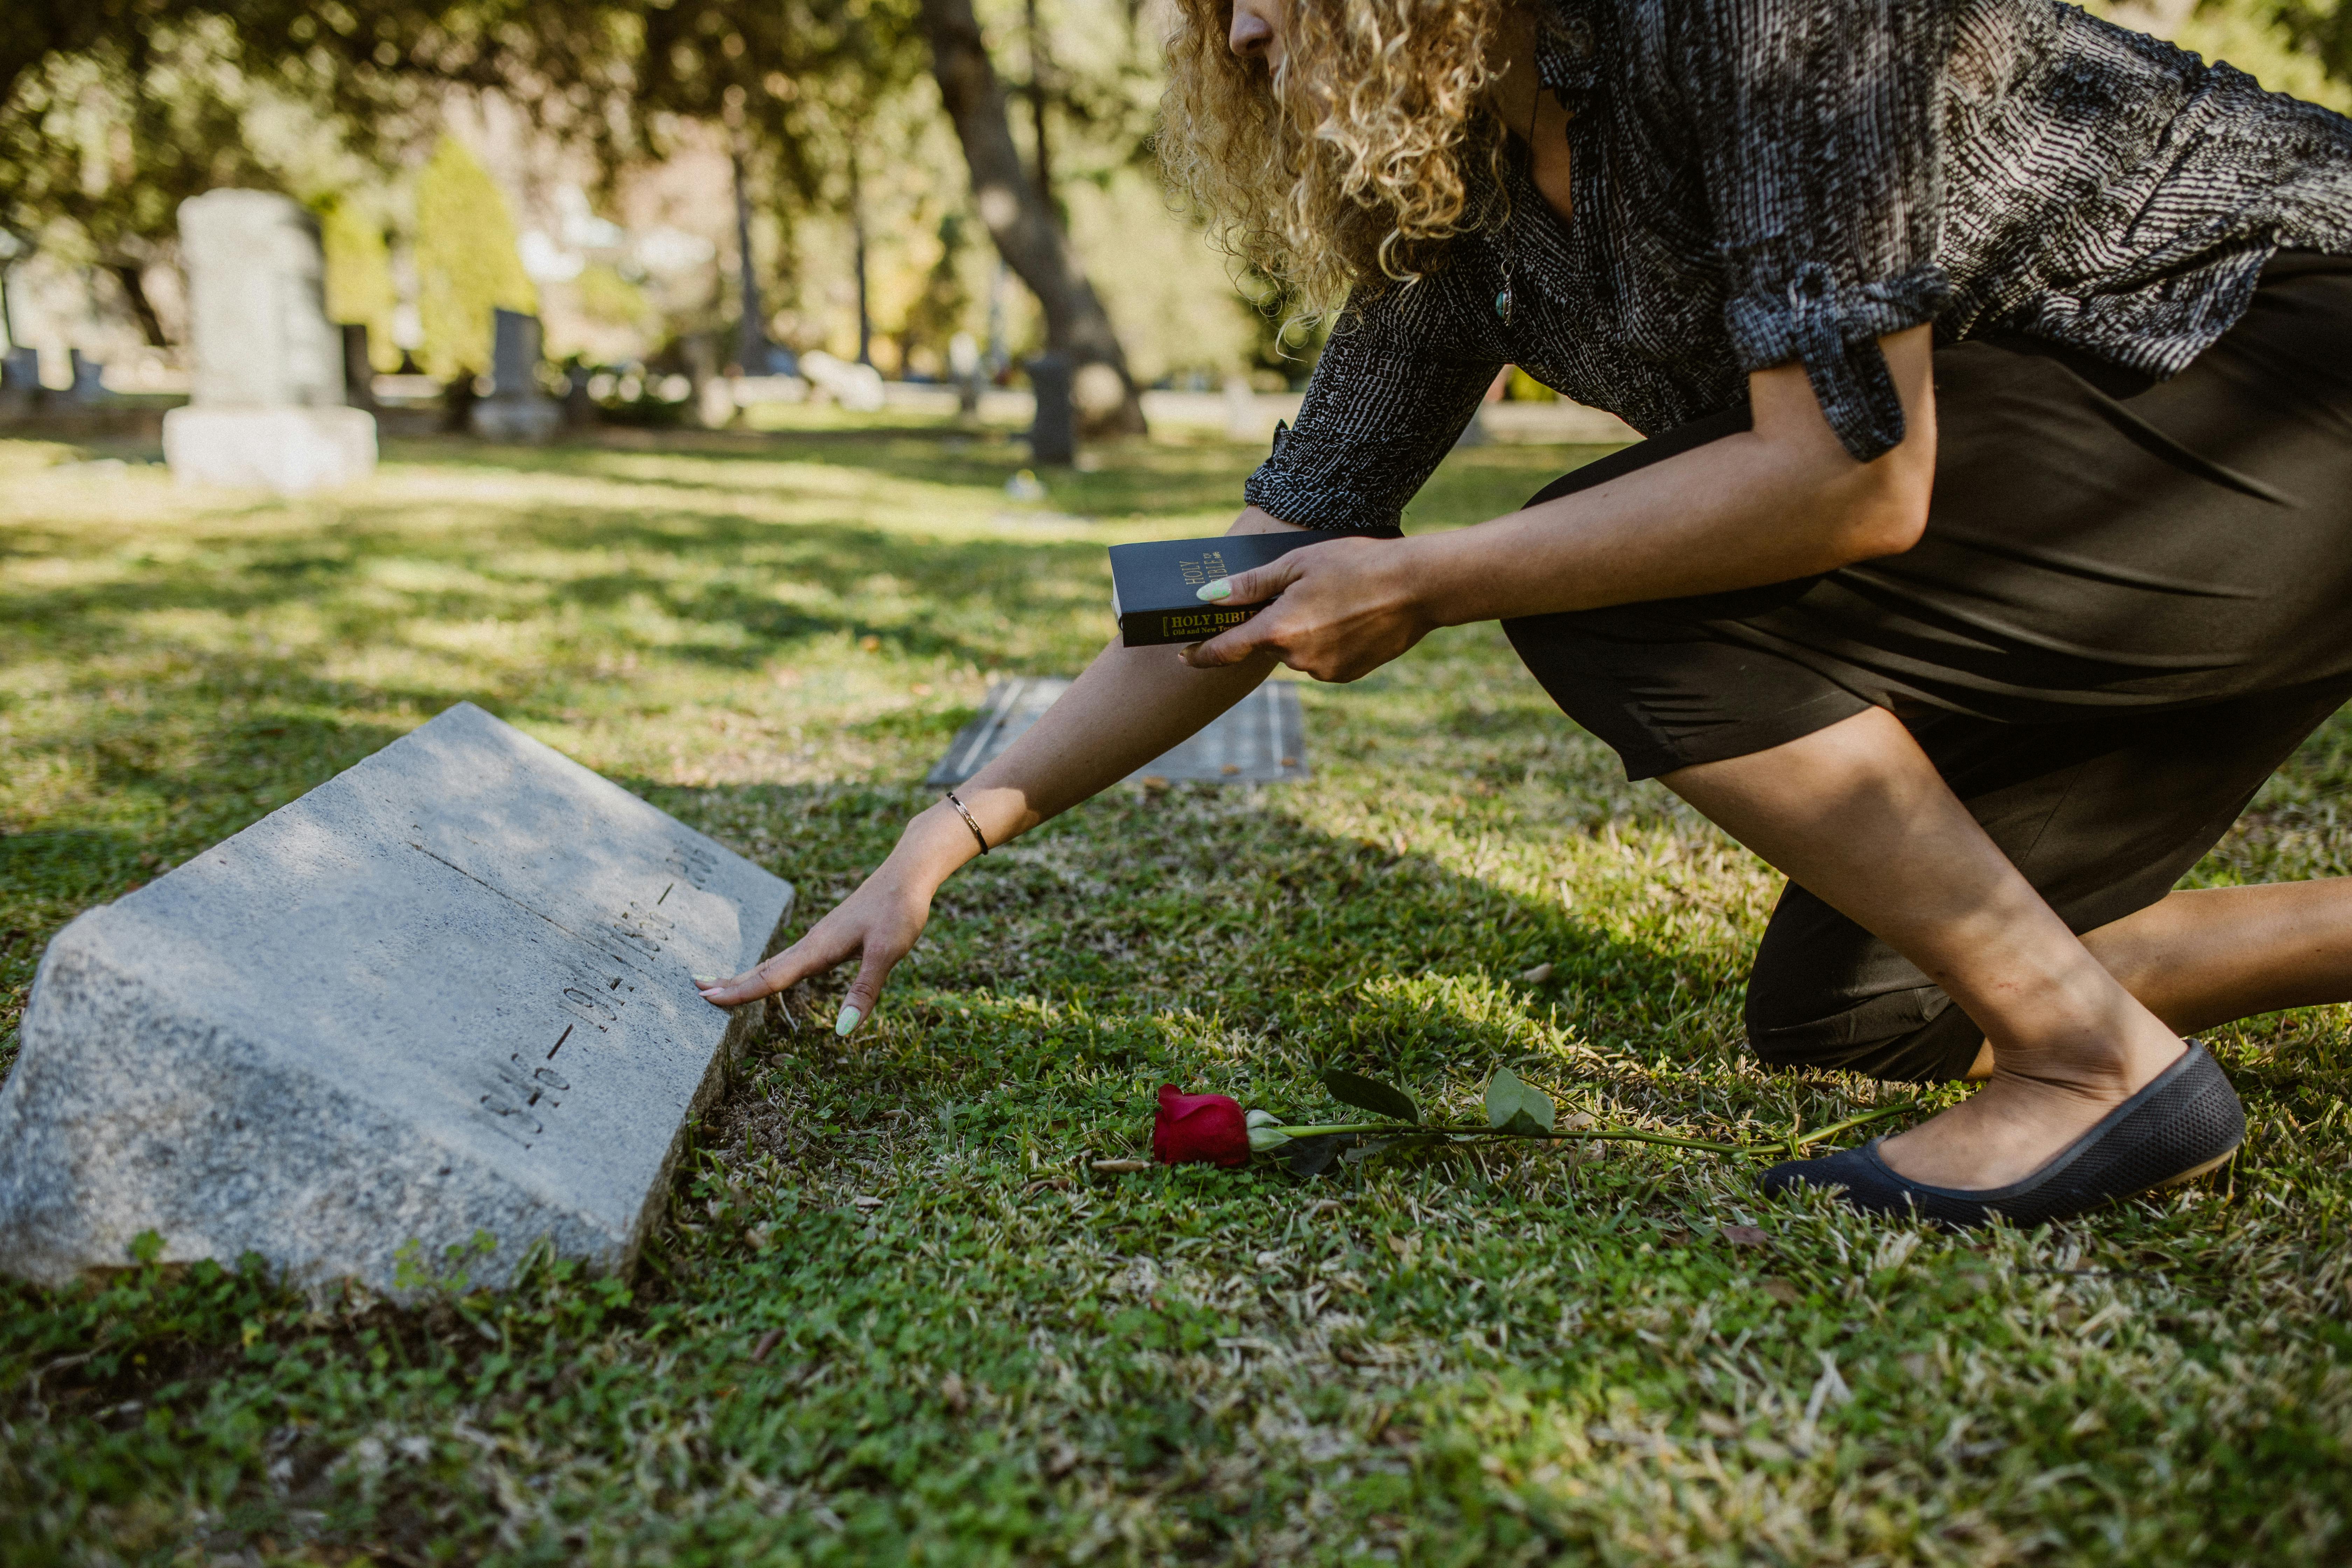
693, 973, 720, 987
1195, 579, 1232, 602
835, 1004, 863, 1037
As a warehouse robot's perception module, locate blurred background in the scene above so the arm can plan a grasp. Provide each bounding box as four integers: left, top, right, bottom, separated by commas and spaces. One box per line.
2, 0, 2348, 444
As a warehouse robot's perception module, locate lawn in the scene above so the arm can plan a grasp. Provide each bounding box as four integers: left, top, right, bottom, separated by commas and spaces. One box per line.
1, 418, 2347, 1565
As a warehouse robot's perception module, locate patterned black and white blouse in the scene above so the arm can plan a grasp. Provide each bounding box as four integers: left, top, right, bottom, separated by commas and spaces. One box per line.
1244, 0, 2352, 532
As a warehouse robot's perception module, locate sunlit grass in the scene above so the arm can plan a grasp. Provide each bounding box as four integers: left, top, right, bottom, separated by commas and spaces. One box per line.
2, 420, 2347, 1563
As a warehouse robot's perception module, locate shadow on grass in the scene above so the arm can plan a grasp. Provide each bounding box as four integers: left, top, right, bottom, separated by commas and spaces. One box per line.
640, 774, 1770, 1127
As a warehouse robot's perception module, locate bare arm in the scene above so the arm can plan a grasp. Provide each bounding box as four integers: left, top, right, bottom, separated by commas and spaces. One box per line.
700, 327, 1934, 1024
1186, 327, 1937, 681
697, 507, 1304, 1022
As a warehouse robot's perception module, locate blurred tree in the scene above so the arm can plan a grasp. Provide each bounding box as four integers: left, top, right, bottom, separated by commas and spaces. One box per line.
413, 135, 534, 379
922, 0, 1147, 434
900, 211, 975, 374
321, 197, 401, 370
2274, 0, 2352, 76
4, 0, 1152, 419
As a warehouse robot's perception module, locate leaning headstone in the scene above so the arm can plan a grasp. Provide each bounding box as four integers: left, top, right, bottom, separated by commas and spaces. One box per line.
468, 308, 561, 443
163, 190, 377, 493
0, 703, 793, 1296
927, 676, 1309, 786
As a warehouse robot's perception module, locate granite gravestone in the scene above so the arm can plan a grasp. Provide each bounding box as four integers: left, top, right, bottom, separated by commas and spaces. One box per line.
68, 349, 106, 404
0, 346, 38, 418
468, 308, 562, 443
0, 703, 793, 1295
162, 190, 378, 493
927, 676, 1309, 786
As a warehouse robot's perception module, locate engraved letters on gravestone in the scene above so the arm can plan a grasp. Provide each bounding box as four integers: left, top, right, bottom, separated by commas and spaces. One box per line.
0, 704, 794, 1294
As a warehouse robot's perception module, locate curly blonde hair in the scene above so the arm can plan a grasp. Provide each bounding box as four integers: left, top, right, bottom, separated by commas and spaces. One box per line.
1160, 0, 1514, 316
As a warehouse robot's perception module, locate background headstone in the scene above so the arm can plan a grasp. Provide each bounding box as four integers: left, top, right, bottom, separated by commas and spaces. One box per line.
1027, 352, 1075, 465
927, 676, 1309, 787
0, 702, 794, 1296
468, 308, 562, 442
0, 346, 38, 418
68, 348, 106, 404
948, 332, 982, 418
340, 323, 379, 412
162, 190, 377, 493
564, 361, 599, 428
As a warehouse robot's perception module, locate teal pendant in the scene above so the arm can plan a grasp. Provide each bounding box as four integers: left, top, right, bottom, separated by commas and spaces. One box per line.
1495, 286, 1513, 322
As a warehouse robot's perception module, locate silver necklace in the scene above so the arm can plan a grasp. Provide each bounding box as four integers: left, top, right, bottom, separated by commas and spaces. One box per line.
1496, 84, 1542, 324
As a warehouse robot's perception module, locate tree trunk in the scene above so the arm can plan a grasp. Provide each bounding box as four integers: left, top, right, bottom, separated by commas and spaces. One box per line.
109, 263, 169, 349
730, 142, 771, 374
849, 144, 873, 368
919, 0, 1147, 437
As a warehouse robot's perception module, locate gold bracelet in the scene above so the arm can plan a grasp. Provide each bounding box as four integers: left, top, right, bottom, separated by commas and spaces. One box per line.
944, 791, 989, 855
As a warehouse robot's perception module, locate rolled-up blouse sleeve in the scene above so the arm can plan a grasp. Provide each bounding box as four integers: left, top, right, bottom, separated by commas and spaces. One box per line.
1243, 276, 1503, 532
1666, 0, 1954, 461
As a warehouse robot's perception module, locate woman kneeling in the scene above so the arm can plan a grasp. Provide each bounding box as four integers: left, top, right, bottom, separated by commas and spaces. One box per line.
706, 0, 2352, 1228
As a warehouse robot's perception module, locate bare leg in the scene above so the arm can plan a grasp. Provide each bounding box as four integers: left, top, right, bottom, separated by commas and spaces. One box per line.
1951, 880, 2352, 1076
2085, 881, 2352, 1032
1662, 706, 2189, 1190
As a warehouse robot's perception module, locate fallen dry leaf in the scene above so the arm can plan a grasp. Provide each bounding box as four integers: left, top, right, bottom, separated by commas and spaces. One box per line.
1761, 1278, 1804, 1306
1518, 962, 1555, 985
940, 1371, 969, 1414
749, 1328, 785, 1363
1721, 1224, 1770, 1248
1091, 1158, 1150, 1173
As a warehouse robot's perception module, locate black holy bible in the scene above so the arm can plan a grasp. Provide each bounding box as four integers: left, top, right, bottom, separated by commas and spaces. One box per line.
1107, 532, 1329, 648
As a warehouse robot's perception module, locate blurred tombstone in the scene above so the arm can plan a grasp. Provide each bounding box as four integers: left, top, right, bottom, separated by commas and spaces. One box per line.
564, 362, 599, 429
162, 190, 377, 494
339, 324, 378, 413
68, 349, 106, 404
1, 346, 41, 418
1223, 375, 1259, 442
1027, 352, 1074, 466
948, 332, 982, 418
468, 308, 562, 443
681, 334, 733, 427
799, 350, 886, 412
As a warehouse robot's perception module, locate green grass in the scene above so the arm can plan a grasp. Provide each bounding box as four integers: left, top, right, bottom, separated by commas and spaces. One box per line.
2, 416, 2348, 1565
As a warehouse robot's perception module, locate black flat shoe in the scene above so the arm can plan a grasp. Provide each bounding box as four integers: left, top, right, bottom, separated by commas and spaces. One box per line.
1760, 1041, 2243, 1228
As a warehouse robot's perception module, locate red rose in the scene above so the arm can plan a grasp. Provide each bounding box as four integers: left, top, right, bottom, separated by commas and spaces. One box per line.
1152, 1085, 1251, 1168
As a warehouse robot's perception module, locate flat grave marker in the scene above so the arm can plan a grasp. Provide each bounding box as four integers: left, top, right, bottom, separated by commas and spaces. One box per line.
926, 676, 1310, 787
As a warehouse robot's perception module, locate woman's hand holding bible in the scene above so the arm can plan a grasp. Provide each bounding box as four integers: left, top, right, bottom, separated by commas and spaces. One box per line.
1180, 533, 1434, 682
